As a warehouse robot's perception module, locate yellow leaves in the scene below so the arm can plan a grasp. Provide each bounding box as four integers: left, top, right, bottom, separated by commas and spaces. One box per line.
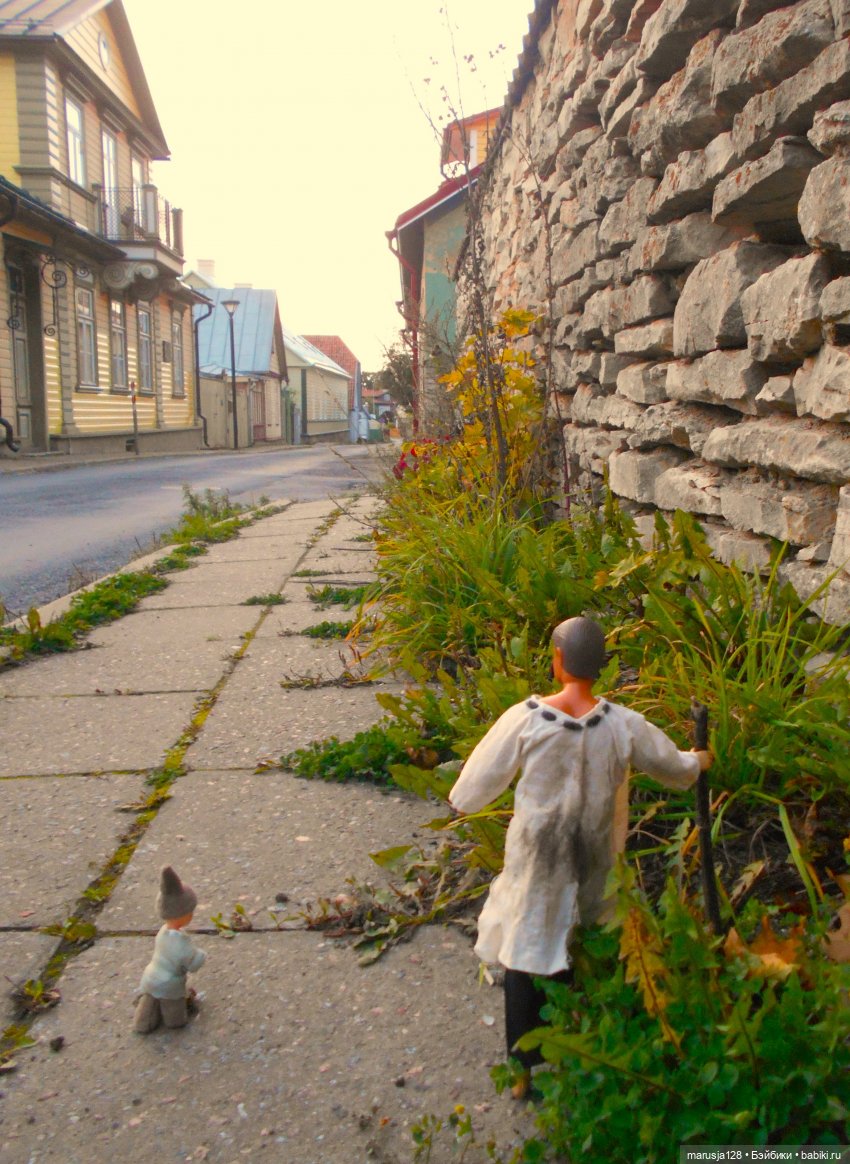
825, 902, 850, 963
723, 915, 805, 979
619, 906, 682, 1052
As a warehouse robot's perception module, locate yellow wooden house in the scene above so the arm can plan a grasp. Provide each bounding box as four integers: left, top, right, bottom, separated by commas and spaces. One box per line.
0, 0, 203, 455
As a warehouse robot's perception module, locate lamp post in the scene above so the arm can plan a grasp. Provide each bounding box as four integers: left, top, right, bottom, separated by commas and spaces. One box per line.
221, 298, 240, 450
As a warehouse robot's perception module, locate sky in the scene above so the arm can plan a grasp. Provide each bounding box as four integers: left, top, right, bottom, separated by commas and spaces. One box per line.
121, 0, 533, 371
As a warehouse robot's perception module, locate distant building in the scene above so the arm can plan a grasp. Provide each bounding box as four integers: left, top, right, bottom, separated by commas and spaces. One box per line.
302, 335, 359, 412
387, 108, 499, 434
0, 0, 204, 455
284, 331, 349, 443
194, 287, 291, 448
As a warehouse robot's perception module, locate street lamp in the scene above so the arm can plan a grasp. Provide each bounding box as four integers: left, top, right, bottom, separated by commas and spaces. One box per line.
221, 298, 240, 450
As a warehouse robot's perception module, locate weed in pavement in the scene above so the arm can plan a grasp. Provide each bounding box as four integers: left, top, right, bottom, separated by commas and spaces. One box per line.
302, 619, 355, 639
308, 583, 371, 610
243, 593, 287, 606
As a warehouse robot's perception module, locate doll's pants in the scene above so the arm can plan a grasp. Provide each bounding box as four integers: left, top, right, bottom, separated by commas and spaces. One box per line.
504, 967, 573, 1069
133, 992, 188, 1033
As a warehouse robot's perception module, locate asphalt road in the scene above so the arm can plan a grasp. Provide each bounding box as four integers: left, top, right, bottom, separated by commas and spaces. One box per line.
0, 443, 377, 616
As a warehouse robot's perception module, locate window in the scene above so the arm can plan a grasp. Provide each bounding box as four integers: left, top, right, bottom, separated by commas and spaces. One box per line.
131, 155, 146, 233
171, 311, 185, 396
109, 299, 127, 389
75, 287, 97, 386
137, 303, 153, 393
101, 130, 119, 235
65, 96, 86, 187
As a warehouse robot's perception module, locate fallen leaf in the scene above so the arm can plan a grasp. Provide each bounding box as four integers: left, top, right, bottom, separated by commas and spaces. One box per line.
826, 902, 850, 962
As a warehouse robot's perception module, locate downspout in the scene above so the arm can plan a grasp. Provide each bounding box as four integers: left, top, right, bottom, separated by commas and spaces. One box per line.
386, 229, 421, 433
193, 300, 213, 447
0, 191, 21, 452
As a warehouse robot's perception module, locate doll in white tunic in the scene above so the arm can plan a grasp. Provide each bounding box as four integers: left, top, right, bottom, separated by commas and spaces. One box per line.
448, 616, 711, 1096
133, 865, 206, 1034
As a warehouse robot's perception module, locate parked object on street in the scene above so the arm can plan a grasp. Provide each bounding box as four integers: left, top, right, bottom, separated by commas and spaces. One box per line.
133, 865, 206, 1034
449, 616, 711, 1098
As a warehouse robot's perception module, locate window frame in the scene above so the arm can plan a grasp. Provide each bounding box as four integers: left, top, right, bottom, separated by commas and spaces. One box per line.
171, 309, 185, 397
65, 94, 86, 188
136, 301, 153, 394
109, 298, 128, 391
75, 285, 98, 388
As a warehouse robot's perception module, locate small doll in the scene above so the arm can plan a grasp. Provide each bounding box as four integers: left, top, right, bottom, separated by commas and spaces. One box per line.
133, 865, 206, 1034
449, 616, 711, 1096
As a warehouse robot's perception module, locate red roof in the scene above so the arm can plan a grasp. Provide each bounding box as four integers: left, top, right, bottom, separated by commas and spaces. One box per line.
302, 336, 359, 380
392, 165, 481, 233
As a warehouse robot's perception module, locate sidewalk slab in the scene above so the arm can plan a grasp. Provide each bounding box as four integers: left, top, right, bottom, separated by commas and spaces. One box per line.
0, 930, 529, 1164
0, 774, 146, 926
253, 599, 335, 636
199, 539, 306, 568
0, 608, 258, 696
0, 933, 59, 1016
297, 550, 379, 576
136, 560, 289, 609
239, 633, 368, 683
184, 681, 396, 770
0, 693, 198, 776
99, 770, 431, 928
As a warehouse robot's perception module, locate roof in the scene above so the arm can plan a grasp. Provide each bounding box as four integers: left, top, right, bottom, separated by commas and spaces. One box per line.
0, 173, 123, 260
0, 0, 169, 159
392, 166, 481, 234
301, 336, 359, 380
282, 328, 349, 378
440, 106, 502, 168
194, 287, 285, 379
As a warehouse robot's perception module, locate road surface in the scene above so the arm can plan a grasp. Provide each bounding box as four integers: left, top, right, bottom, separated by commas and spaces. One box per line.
0, 444, 377, 616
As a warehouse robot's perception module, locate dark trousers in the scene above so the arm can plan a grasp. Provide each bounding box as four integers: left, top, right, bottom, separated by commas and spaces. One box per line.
504, 967, 573, 1069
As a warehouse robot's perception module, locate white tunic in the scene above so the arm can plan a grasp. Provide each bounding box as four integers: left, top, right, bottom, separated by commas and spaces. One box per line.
449, 697, 699, 976
138, 925, 206, 1000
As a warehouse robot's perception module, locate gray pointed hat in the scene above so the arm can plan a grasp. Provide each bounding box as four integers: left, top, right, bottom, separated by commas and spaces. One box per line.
156, 865, 198, 920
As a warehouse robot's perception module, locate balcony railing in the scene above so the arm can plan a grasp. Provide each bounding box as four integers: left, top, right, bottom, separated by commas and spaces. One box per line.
94, 184, 183, 257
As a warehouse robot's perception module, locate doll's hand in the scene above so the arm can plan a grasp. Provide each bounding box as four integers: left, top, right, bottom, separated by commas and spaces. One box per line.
692, 748, 712, 772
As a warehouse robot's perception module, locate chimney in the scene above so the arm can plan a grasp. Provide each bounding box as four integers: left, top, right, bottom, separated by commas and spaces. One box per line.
197, 259, 216, 282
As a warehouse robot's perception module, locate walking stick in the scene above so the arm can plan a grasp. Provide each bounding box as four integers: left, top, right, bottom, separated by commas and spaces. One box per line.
691, 699, 722, 933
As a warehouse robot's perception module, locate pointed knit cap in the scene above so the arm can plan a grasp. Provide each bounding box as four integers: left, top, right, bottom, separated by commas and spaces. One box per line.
156, 865, 198, 920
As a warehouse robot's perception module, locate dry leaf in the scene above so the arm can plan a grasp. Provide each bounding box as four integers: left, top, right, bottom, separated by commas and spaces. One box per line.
724, 915, 804, 978
826, 902, 850, 963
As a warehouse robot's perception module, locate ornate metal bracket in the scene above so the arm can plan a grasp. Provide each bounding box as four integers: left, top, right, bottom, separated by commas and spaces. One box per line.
40, 254, 68, 337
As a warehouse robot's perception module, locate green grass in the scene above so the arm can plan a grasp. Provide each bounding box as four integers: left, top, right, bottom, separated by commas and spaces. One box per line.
307, 583, 371, 610
302, 620, 354, 639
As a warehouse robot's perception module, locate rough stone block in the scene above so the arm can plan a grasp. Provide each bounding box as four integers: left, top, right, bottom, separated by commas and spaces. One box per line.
736, 0, 792, 28
711, 0, 834, 115
628, 400, 740, 452
667, 349, 769, 413
599, 351, 640, 387
609, 446, 691, 504
552, 222, 601, 284
606, 76, 657, 141
713, 136, 822, 226
654, 461, 729, 514
630, 31, 728, 171
615, 318, 675, 357
731, 39, 850, 162
581, 275, 675, 341
599, 58, 639, 128
564, 423, 631, 473
629, 212, 747, 274
636, 0, 740, 81
798, 156, 850, 252
827, 483, 850, 568
741, 252, 828, 363
572, 384, 647, 429
820, 277, 850, 345
673, 241, 788, 357
720, 474, 839, 544
625, 0, 666, 42
617, 360, 670, 402
705, 526, 774, 572
598, 177, 658, 254
755, 374, 797, 413
794, 344, 850, 421
701, 415, 850, 483
808, 99, 850, 155
832, 0, 850, 35
648, 133, 740, 222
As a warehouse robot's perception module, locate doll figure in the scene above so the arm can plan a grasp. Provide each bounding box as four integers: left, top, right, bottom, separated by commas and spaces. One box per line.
448, 616, 711, 1097
133, 865, 206, 1034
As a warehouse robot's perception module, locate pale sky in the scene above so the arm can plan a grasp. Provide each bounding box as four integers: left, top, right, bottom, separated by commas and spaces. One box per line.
121, 0, 532, 371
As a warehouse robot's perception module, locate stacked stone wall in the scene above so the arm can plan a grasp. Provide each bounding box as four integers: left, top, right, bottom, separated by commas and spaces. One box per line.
479, 0, 850, 620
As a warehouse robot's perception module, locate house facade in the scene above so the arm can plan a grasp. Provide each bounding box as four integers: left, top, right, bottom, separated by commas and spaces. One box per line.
194, 286, 292, 449
0, 0, 202, 455
387, 108, 499, 434
284, 329, 349, 442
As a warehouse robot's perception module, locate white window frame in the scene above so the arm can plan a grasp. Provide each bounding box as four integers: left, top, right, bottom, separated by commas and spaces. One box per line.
65, 95, 86, 187
109, 298, 128, 390
136, 302, 153, 393
75, 286, 97, 387
171, 310, 185, 396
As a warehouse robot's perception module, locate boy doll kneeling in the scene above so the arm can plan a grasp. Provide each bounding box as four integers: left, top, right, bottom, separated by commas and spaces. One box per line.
449, 617, 711, 1097
133, 865, 205, 1034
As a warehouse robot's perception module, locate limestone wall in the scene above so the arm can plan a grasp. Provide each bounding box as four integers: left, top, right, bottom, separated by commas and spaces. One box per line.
478, 0, 850, 620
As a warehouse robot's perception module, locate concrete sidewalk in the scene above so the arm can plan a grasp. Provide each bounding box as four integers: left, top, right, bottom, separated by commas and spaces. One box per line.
0, 493, 532, 1162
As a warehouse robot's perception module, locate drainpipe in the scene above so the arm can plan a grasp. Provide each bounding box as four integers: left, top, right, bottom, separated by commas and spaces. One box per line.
0, 191, 20, 452
193, 300, 213, 447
